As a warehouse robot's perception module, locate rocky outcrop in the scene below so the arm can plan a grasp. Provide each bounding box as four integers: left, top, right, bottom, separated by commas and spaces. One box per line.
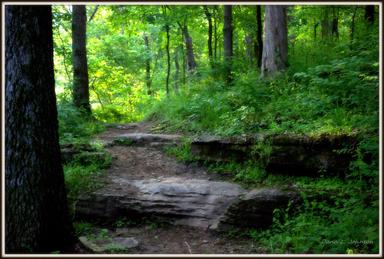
213, 188, 299, 231
79, 236, 139, 253
75, 177, 295, 230
191, 134, 356, 176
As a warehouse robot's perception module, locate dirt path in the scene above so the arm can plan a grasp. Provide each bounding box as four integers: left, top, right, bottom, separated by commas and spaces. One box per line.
76, 122, 261, 254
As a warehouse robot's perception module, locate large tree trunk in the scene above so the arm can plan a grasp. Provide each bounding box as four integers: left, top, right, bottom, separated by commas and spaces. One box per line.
261, 6, 288, 78
5, 5, 74, 253
144, 33, 152, 95
182, 25, 197, 72
165, 24, 170, 96
72, 5, 91, 114
256, 5, 263, 68
204, 6, 214, 68
223, 5, 233, 84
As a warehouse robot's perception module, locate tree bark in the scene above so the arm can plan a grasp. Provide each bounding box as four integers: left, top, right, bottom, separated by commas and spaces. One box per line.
204, 6, 214, 68
256, 5, 263, 68
5, 5, 74, 253
223, 5, 233, 84
144, 33, 152, 95
182, 25, 197, 72
331, 7, 339, 39
261, 5, 288, 78
72, 5, 91, 114
165, 24, 170, 96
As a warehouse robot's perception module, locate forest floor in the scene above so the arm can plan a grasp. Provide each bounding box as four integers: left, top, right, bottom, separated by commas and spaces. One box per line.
76, 121, 261, 254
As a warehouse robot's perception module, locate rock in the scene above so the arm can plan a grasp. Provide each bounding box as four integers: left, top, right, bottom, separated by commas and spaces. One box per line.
212, 188, 299, 231
75, 177, 298, 230
107, 133, 181, 147
76, 177, 245, 229
191, 134, 356, 176
79, 236, 139, 253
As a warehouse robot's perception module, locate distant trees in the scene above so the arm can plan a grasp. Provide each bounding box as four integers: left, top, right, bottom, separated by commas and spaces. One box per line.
143, 33, 152, 95
261, 5, 288, 78
204, 6, 214, 68
223, 5, 233, 84
5, 5, 74, 252
72, 5, 91, 114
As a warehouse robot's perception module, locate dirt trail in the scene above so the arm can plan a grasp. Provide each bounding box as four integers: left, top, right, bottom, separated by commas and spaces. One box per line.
79, 122, 260, 254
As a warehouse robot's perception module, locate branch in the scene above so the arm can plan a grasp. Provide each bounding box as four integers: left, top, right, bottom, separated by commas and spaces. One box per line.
88, 5, 99, 22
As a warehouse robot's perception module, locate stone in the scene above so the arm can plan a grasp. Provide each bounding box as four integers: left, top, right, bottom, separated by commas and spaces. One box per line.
191, 134, 356, 176
76, 177, 245, 229
79, 236, 139, 253
75, 177, 298, 231
109, 133, 181, 147
212, 188, 299, 231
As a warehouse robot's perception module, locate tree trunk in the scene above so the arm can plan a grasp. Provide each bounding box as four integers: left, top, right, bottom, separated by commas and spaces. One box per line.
245, 34, 254, 62
5, 5, 74, 253
261, 5, 288, 78
182, 25, 197, 72
214, 6, 218, 61
365, 5, 375, 25
331, 7, 339, 39
174, 48, 180, 93
72, 5, 91, 114
144, 33, 152, 95
165, 24, 170, 96
256, 5, 263, 68
321, 7, 331, 40
204, 6, 214, 68
223, 5, 233, 84
350, 6, 358, 43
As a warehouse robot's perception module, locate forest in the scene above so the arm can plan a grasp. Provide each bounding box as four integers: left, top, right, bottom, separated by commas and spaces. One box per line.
4, 3, 380, 255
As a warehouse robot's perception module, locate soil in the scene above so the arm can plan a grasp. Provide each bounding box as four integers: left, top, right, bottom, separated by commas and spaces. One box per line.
77, 121, 262, 254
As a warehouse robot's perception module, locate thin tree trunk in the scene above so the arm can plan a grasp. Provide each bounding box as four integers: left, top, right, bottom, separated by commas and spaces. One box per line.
223, 5, 233, 84
256, 5, 263, 68
174, 48, 180, 93
214, 6, 218, 61
144, 33, 152, 95
5, 5, 74, 253
72, 5, 91, 114
204, 6, 214, 68
365, 5, 375, 25
245, 34, 254, 62
261, 5, 288, 78
165, 24, 170, 96
331, 6, 339, 39
350, 6, 358, 43
88, 5, 99, 22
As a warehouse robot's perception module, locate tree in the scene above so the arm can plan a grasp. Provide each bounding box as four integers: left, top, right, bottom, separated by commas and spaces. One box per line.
181, 24, 197, 72
5, 5, 74, 253
143, 33, 152, 95
72, 5, 91, 114
204, 6, 214, 68
256, 5, 263, 67
365, 5, 375, 25
223, 5, 233, 84
261, 5, 288, 78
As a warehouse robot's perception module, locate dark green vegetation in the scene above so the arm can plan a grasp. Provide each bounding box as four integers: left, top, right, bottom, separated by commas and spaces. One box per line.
53, 4, 379, 254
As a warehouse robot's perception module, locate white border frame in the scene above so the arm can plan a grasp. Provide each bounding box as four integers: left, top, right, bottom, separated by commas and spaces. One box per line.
1, 1, 382, 257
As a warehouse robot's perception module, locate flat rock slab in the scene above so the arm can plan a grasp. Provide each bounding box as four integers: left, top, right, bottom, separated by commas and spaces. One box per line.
75, 177, 295, 230
100, 133, 182, 147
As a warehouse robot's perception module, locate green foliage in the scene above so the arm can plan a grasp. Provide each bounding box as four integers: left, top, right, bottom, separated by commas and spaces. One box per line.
164, 138, 195, 162
57, 101, 105, 145
74, 221, 94, 236
64, 151, 112, 200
